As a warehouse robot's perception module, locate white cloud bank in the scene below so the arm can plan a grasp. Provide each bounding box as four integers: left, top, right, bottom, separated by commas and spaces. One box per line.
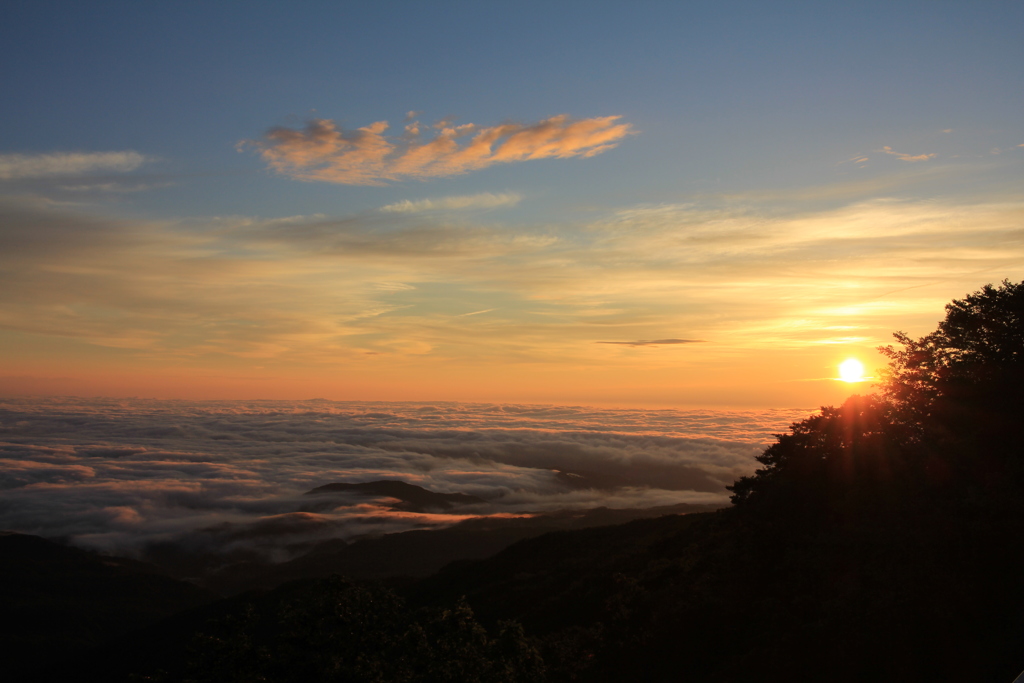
0, 398, 806, 559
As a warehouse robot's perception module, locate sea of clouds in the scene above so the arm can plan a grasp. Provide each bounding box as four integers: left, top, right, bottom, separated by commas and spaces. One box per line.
0, 398, 811, 561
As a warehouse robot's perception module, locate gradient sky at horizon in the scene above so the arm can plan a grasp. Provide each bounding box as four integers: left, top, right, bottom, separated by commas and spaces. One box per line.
2, 0, 1023, 407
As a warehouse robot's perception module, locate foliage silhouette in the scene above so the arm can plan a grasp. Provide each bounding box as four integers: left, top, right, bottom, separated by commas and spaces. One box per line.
125, 576, 545, 683
879, 279, 1024, 414
730, 280, 1024, 519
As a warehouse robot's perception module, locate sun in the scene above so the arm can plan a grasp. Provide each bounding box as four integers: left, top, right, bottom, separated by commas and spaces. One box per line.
838, 358, 866, 383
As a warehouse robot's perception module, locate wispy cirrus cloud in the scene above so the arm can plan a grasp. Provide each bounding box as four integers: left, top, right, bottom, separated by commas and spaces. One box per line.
243, 114, 634, 185
380, 192, 521, 214
0, 151, 151, 180
6, 192, 1024, 366
3, 190, 1024, 394
598, 339, 705, 347
879, 145, 936, 162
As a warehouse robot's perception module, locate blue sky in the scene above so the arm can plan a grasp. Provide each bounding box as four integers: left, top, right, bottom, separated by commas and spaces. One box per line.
2, 1, 1023, 406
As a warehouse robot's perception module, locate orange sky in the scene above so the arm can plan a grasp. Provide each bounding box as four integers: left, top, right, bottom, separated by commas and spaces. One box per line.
3, 195, 1024, 407
3, 3, 1024, 408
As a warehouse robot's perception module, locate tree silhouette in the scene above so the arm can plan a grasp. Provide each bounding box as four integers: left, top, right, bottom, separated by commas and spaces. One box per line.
730, 280, 1024, 515
726, 393, 913, 516
876, 280, 1024, 511
879, 279, 1024, 424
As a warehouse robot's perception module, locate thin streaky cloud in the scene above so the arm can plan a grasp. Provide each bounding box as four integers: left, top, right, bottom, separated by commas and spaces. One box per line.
380, 192, 521, 213
598, 339, 706, 347
879, 146, 937, 162
244, 114, 635, 185
3, 194, 1022, 363
58, 182, 170, 193
0, 151, 151, 180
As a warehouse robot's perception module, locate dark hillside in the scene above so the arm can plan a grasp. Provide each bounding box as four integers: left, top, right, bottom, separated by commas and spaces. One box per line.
62, 576, 547, 683
408, 513, 706, 633
201, 502, 720, 595
0, 532, 217, 682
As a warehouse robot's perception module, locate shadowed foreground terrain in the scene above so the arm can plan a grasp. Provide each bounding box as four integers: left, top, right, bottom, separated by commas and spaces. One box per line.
9, 282, 1024, 682
0, 533, 217, 682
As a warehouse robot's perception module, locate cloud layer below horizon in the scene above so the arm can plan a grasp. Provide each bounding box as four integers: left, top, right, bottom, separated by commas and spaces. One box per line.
0, 397, 807, 561
245, 114, 634, 185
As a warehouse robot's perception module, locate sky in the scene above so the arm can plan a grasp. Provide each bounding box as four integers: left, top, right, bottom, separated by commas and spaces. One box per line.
2, 0, 1023, 408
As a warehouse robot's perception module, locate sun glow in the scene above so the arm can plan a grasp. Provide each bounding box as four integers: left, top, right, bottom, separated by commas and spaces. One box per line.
838, 358, 866, 383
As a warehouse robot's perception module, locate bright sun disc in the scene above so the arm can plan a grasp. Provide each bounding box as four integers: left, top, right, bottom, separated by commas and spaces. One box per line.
839, 359, 865, 382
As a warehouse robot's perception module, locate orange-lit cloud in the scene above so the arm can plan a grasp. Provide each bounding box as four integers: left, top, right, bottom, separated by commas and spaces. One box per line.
244, 114, 635, 185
